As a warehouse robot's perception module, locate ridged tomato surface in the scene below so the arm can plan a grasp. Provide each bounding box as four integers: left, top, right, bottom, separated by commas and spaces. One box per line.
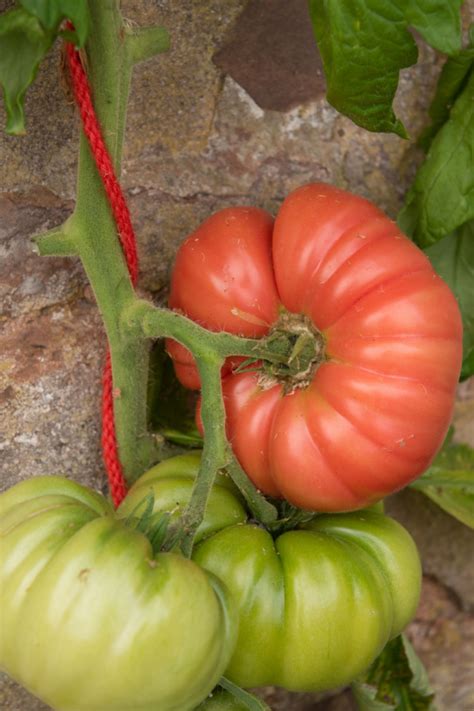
168, 184, 463, 511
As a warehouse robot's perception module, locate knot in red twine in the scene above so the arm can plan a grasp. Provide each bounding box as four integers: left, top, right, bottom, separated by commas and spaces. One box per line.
65, 38, 135, 506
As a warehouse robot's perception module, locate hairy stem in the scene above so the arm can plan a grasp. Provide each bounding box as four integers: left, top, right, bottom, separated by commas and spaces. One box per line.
36, 1, 277, 542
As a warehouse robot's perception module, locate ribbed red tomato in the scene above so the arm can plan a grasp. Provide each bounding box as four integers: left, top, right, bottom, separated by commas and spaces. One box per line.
167, 183, 463, 511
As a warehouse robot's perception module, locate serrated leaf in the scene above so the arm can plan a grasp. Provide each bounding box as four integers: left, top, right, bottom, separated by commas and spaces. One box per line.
423, 221, 474, 380
419, 26, 474, 150
411, 437, 474, 528
19, 0, 90, 46
353, 635, 435, 711
308, 0, 463, 137
398, 70, 474, 246
0, 8, 54, 134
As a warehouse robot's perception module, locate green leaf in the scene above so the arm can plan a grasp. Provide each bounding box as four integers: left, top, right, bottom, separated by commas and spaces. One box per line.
419, 26, 474, 151
147, 341, 203, 447
19, 0, 90, 46
410, 437, 474, 528
352, 683, 395, 710
0, 8, 54, 134
423, 221, 474, 379
398, 70, 474, 246
308, 0, 463, 137
218, 679, 270, 711
353, 635, 435, 711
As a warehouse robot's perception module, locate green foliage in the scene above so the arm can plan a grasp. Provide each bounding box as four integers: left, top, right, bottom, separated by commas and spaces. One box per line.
353, 635, 435, 710
411, 432, 474, 528
0, 1, 89, 135
419, 26, 474, 150
424, 222, 474, 379
398, 22, 474, 379
307, 0, 463, 137
19, 0, 90, 45
0, 8, 53, 134
399, 70, 474, 247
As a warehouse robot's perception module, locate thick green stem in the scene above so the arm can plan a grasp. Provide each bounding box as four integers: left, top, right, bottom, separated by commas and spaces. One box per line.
36, 2, 277, 539
37, 1, 169, 482
73, 1, 156, 480
167, 354, 277, 557
174, 356, 227, 557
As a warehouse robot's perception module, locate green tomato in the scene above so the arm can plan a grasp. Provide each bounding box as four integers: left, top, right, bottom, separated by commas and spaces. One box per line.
120, 452, 422, 693
0, 474, 237, 711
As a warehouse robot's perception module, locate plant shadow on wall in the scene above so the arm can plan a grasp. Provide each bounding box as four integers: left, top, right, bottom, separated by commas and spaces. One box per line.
0, 1, 474, 710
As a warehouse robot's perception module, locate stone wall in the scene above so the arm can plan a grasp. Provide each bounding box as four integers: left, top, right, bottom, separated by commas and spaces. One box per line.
1, 1, 473, 709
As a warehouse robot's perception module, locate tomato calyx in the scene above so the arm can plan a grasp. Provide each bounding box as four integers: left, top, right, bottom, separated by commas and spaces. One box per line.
261, 499, 318, 536
258, 310, 326, 392
121, 490, 177, 553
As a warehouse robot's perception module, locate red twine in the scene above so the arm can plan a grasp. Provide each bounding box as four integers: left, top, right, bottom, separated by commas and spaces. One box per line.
65, 41, 135, 506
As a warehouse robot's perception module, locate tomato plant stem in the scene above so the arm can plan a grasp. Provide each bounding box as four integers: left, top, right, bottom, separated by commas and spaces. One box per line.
164, 353, 277, 555
35, 1, 277, 542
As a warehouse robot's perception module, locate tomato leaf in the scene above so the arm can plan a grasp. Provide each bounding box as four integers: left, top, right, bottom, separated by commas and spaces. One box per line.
352, 683, 395, 710
352, 635, 435, 710
307, 0, 463, 137
423, 221, 474, 380
419, 25, 474, 151
19, 0, 90, 46
218, 678, 271, 711
0, 1, 89, 135
410, 437, 474, 528
398, 68, 474, 247
0, 8, 54, 134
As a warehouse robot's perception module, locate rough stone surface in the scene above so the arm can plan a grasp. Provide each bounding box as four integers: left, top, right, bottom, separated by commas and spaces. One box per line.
407, 577, 474, 710
1, 0, 473, 709
213, 0, 326, 111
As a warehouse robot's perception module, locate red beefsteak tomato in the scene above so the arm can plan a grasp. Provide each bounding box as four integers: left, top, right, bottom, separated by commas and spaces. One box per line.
167, 183, 463, 511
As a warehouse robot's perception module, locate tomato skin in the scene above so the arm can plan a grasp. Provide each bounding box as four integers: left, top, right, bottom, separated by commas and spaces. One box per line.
121, 454, 422, 693
169, 183, 463, 511
0, 472, 237, 711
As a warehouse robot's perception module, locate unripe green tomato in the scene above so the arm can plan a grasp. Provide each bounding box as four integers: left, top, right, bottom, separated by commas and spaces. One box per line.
120, 452, 422, 693
0, 474, 237, 711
